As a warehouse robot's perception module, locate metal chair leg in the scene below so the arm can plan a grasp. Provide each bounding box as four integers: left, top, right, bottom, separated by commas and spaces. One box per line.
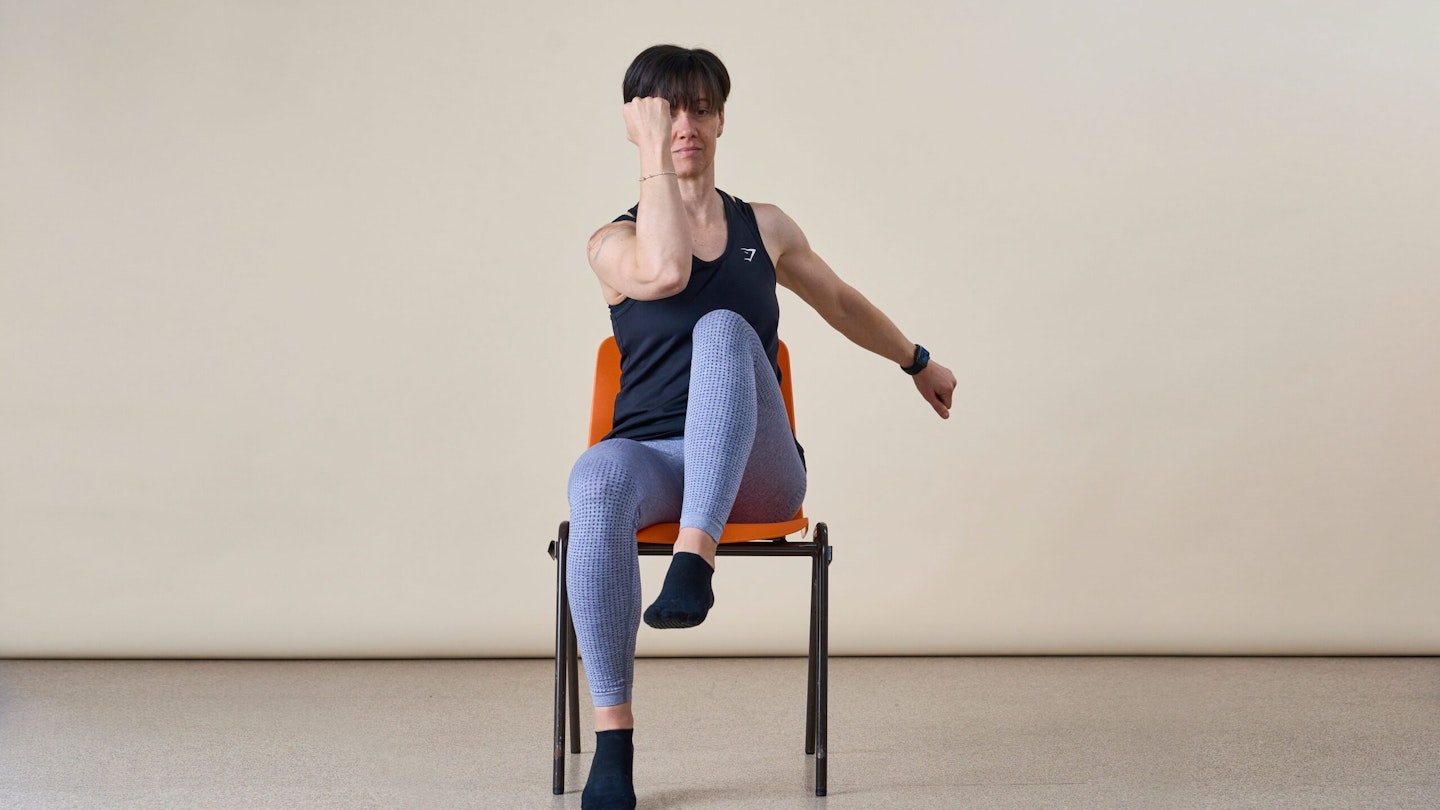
806, 543, 819, 755
552, 521, 570, 795
815, 522, 830, 797
567, 602, 580, 753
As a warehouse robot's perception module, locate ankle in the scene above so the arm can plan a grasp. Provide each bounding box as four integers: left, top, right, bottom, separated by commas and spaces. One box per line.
595, 704, 634, 731
674, 529, 717, 567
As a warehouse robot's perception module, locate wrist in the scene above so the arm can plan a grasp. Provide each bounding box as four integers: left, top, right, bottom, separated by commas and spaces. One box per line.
900, 344, 930, 376
637, 146, 674, 175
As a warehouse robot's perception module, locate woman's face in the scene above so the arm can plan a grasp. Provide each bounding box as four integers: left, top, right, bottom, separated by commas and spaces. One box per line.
670, 100, 724, 178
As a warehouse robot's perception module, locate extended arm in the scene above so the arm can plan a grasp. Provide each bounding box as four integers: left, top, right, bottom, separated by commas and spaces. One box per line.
757, 204, 958, 419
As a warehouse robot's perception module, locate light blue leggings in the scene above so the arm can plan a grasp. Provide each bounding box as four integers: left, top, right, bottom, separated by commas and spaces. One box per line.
566, 309, 807, 707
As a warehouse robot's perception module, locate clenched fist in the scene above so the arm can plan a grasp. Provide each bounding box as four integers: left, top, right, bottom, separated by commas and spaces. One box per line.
624, 96, 673, 150
914, 360, 958, 419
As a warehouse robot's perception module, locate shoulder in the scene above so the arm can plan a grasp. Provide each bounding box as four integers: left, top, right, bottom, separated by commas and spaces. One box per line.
587, 207, 638, 252
748, 202, 811, 257
587, 219, 635, 259
591, 205, 637, 237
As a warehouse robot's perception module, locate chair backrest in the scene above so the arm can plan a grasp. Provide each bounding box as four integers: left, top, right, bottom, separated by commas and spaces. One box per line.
587, 337, 797, 447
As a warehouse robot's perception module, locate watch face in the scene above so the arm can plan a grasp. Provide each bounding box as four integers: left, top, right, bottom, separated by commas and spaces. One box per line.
904, 345, 929, 374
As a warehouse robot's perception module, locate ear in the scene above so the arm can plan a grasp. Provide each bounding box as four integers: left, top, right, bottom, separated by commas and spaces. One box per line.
718, 109, 725, 137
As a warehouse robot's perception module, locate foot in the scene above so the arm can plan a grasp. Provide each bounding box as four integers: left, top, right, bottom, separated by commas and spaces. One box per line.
643, 551, 715, 629
582, 729, 636, 809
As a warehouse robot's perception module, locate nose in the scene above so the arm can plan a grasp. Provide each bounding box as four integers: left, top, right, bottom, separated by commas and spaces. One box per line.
672, 110, 699, 138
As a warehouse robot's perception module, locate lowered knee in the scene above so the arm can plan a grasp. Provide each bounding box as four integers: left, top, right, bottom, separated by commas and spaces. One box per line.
567, 456, 642, 514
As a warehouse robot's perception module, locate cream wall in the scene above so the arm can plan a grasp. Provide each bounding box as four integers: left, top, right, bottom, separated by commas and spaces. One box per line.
2, 1, 1437, 657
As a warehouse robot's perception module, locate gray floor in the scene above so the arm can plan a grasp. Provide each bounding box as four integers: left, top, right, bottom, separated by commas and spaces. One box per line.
0, 658, 1436, 809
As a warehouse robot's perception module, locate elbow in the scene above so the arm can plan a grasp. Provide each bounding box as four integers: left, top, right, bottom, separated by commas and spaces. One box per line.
635, 260, 690, 299
652, 268, 688, 298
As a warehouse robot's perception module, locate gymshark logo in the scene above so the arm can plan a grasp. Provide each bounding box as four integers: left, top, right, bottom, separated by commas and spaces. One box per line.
741, 247, 757, 262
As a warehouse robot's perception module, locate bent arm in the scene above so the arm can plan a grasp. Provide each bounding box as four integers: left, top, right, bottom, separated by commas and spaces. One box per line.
587, 98, 693, 302
586, 187, 692, 302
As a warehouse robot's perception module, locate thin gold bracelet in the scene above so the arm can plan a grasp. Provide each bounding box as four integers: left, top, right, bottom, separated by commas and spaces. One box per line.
639, 171, 677, 182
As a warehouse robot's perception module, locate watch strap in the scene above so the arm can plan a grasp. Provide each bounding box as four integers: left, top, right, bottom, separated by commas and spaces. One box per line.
901, 344, 930, 376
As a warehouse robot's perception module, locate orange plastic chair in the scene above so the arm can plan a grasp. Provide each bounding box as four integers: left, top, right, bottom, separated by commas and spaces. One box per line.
549, 336, 832, 797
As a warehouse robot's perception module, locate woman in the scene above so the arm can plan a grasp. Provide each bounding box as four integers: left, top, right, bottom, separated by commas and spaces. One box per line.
568, 45, 957, 808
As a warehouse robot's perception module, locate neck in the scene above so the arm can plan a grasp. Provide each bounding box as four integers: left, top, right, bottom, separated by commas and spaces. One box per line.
677, 170, 719, 220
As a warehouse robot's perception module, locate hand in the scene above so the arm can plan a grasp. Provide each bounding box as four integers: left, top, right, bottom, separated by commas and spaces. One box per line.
913, 360, 957, 419
624, 96, 673, 150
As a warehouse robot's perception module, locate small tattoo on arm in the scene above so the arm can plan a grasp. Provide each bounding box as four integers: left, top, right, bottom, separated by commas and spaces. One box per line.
590, 231, 615, 263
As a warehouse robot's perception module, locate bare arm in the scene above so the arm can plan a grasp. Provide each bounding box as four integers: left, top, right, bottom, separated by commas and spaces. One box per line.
756, 203, 958, 418
587, 97, 692, 302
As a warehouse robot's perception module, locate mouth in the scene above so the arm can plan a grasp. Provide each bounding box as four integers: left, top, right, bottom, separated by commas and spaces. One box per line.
674, 146, 702, 156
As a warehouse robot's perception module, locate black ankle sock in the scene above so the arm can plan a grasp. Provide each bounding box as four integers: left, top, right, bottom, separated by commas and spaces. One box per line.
643, 551, 715, 629
582, 728, 635, 810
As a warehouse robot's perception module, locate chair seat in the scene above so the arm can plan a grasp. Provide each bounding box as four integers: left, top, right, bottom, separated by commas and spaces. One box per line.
636, 517, 810, 545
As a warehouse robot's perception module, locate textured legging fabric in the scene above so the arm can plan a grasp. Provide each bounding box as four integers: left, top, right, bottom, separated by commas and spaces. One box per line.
566, 309, 807, 707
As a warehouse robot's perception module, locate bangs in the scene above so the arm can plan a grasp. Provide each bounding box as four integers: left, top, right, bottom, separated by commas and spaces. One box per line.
643, 62, 725, 111
623, 46, 731, 111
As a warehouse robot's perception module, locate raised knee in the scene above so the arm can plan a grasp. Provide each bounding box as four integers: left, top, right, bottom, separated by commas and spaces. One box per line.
693, 309, 753, 344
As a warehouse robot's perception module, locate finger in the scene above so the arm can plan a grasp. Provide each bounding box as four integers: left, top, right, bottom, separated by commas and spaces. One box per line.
930, 391, 950, 419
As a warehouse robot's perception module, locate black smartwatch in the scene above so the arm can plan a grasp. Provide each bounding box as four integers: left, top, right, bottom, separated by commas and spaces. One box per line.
901, 344, 930, 376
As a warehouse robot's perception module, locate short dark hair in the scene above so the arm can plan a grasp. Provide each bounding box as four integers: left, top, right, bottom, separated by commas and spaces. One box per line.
622, 45, 731, 112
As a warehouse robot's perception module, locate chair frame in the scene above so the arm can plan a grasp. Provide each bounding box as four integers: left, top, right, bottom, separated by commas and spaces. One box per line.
547, 337, 832, 797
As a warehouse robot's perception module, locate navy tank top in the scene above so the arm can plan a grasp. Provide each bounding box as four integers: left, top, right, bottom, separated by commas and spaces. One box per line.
605, 190, 783, 442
